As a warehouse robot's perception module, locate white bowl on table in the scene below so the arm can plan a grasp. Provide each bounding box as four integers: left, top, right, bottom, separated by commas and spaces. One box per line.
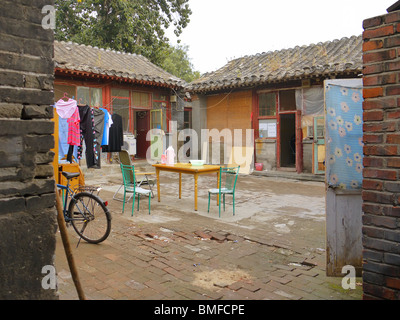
190, 160, 205, 166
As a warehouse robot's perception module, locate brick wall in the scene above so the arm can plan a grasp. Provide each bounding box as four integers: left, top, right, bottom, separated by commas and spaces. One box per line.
362, 10, 400, 300
0, 0, 57, 299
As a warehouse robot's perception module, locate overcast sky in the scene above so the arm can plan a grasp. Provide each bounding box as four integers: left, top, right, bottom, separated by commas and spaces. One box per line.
167, 0, 397, 74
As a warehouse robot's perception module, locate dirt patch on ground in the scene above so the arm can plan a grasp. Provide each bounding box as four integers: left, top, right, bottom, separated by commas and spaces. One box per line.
192, 269, 252, 290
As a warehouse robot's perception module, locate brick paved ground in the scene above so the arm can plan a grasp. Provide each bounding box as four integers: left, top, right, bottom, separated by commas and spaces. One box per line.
55, 168, 362, 300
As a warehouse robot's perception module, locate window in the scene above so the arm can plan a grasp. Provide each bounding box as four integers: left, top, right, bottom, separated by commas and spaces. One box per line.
184, 108, 192, 129
279, 90, 296, 111
111, 88, 130, 133
132, 91, 151, 109
150, 109, 163, 130
259, 119, 277, 138
152, 92, 170, 132
77, 87, 102, 107
259, 92, 276, 116
257, 91, 277, 139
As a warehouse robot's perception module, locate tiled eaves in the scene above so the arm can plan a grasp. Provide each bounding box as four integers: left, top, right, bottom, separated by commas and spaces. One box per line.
54, 41, 186, 89
186, 35, 363, 93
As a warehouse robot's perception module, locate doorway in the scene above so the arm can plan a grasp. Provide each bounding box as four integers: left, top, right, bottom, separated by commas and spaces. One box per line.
135, 110, 149, 158
279, 113, 296, 168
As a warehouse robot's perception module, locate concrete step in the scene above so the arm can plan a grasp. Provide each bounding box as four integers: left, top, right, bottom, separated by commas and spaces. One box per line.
252, 169, 325, 182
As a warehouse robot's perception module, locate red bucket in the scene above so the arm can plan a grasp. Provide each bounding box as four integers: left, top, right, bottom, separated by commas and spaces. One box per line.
255, 163, 263, 171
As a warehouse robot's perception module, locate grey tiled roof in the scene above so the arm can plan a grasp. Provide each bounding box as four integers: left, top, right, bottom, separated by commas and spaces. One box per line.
54, 41, 185, 88
187, 35, 362, 93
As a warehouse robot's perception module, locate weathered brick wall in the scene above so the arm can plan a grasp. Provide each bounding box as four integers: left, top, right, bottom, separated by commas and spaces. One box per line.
0, 0, 57, 299
362, 10, 400, 300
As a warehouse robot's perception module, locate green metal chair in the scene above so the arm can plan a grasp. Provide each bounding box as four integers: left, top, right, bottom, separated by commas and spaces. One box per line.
120, 164, 151, 215
208, 166, 240, 217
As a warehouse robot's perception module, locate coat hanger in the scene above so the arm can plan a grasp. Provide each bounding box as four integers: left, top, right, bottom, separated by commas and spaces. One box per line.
61, 92, 69, 101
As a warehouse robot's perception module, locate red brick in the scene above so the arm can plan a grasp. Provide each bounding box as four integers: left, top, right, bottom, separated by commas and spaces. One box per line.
363, 110, 384, 121
363, 168, 398, 180
363, 179, 384, 191
384, 181, 400, 193
363, 87, 384, 98
194, 230, 212, 240
386, 60, 400, 71
363, 25, 395, 40
363, 133, 384, 144
364, 282, 397, 300
387, 110, 400, 118
363, 49, 396, 63
363, 16, 383, 29
363, 98, 396, 110
362, 203, 383, 215
363, 121, 396, 133
208, 232, 227, 242
385, 35, 400, 48
386, 85, 400, 96
363, 74, 397, 86
386, 277, 400, 290
387, 157, 400, 168
363, 214, 398, 229
363, 227, 385, 242
363, 63, 385, 75
363, 157, 384, 167
363, 39, 384, 51
362, 190, 394, 204
386, 134, 400, 144
385, 11, 400, 24
382, 206, 400, 217
364, 145, 397, 156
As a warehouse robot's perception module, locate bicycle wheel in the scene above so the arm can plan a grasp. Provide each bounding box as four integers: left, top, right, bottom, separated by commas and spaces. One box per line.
67, 192, 112, 244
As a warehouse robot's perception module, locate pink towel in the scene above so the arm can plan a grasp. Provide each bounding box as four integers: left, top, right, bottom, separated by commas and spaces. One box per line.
55, 98, 78, 119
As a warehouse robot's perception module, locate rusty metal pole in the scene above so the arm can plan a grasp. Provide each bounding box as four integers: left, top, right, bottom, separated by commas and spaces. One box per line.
55, 189, 86, 300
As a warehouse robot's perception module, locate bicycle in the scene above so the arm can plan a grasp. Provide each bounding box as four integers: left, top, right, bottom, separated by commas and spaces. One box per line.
57, 171, 112, 244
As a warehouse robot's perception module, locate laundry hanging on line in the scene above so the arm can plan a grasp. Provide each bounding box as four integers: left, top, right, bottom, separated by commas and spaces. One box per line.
55, 98, 124, 169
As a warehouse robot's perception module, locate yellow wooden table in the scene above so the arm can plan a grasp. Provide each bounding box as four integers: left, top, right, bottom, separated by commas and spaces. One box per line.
153, 163, 221, 211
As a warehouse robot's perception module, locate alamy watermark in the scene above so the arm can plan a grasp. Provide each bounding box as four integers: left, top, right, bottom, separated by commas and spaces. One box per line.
41, 265, 57, 290
41, 5, 56, 30
341, 265, 356, 290
145, 121, 254, 166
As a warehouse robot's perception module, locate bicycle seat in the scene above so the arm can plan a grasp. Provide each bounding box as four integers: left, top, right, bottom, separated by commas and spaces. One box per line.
62, 171, 80, 180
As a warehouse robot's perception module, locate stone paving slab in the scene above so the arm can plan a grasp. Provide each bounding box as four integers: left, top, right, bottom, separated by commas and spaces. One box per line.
55, 171, 362, 300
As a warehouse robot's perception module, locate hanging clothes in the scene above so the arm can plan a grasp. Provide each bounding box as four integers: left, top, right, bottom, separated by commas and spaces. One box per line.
77, 105, 100, 169
55, 98, 78, 119
102, 113, 123, 153
58, 116, 71, 159
55, 98, 80, 163
67, 106, 81, 146
100, 108, 113, 147
93, 108, 105, 168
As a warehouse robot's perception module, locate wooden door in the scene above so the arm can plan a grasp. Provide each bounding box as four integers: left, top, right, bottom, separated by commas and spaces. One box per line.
136, 111, 149, 158
295, 110, 303, 174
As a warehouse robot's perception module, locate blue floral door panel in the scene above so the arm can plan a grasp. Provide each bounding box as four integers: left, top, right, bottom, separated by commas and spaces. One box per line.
325, 83, 363, 190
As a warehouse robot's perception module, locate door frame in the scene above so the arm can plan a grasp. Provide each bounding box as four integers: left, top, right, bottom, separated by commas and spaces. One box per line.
277, 110, 302, 173
313, 115, 325, 174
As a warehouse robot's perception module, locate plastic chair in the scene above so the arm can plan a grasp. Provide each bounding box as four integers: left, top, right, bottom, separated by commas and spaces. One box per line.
208, 166, 240, 217
120, 164, 151, 215
113, 150, 155, 201
113, 150, 133, 202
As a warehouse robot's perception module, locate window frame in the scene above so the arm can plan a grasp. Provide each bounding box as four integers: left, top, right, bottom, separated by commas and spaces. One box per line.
256, 91, 278, 139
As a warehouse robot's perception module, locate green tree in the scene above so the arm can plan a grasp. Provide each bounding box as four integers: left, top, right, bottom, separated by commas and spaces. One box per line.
54, 0, 192, 66
161, 44, 200, 83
